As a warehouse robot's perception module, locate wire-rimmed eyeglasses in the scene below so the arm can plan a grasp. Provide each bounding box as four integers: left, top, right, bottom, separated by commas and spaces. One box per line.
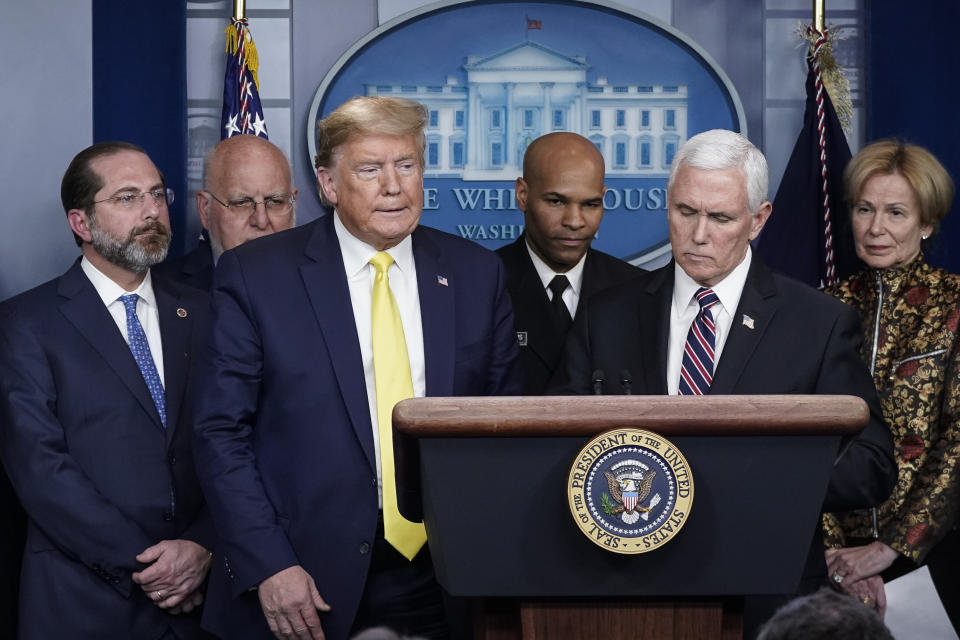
92, 187, 175, 210
205, 191, 296, 217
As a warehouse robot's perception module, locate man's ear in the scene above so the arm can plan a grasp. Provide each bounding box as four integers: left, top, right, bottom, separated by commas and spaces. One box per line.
196, 191, 212, 230
749, 201, 773, 240
316, 167, 338, 205
515, 177, 528, 212
67, 209, 92, 244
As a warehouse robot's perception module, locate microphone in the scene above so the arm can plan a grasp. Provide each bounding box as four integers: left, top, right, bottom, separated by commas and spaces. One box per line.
619, 369, 633, 395
592, 369, 605, 395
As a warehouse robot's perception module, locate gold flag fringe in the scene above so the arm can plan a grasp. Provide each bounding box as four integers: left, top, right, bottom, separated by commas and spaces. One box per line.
798, 22, 853, 133
797, 22, 853, 134
224, 20, 261, 91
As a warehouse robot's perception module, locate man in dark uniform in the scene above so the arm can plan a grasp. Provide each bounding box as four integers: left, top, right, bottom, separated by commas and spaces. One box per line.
497, 132, 639, 393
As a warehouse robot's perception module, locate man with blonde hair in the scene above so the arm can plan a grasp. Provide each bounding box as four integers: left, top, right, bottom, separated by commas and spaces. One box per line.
194, 96, 522, 639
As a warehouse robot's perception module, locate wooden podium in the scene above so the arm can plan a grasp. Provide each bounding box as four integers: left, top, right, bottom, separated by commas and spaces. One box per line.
394, 395, 868, 640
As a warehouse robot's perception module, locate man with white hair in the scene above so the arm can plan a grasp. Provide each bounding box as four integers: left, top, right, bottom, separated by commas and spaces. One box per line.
554, 129, 896, 627
156, 134, 296, 291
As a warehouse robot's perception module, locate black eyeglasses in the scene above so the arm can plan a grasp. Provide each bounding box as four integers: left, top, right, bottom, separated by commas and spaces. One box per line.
92, 187, 175, 210
206, 191, 296, 217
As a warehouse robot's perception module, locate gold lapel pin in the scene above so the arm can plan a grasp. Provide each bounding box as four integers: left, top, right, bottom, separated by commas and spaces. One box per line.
177, 308, 188, 318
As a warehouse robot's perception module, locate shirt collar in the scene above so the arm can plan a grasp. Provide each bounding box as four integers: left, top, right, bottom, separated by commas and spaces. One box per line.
673, 246, 752, 316
333, 211, 415, 277
80, 257, 157, 308
525, 238, 588, 296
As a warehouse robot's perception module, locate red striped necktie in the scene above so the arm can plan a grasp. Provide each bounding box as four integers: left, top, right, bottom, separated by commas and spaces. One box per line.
678, 288, 720, 396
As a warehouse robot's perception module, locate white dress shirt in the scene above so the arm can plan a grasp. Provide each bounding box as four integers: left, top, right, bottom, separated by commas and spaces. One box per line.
334, 213, 426, 507
666, 248, 752, 395
525, 240, 587, 319
80, 257, 165, 385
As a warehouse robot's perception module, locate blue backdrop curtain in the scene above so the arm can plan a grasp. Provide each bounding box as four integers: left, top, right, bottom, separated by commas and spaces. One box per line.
867, 2, 960, 273
92, 1, 189, 258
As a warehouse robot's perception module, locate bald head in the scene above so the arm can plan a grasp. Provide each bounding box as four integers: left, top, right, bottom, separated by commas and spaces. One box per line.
522, 132, 605, 184
516, 132, 606, 273
198, 135, 297, 261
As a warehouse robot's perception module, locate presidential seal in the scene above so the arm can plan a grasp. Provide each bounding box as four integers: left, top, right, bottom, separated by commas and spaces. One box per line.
567, 428, 693, 554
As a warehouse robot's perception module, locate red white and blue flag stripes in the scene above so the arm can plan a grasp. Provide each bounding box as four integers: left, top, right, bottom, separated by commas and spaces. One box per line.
221, 17, 268, 140
678, 288, 720, 396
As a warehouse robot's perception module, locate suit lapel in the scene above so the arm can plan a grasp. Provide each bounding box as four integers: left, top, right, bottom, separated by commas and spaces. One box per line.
640, 265, 673, 395
57, 261, 165, 431
579, 249, 602, 301
183, 238, 213, 280
710, 258, 778, 394
413, 228, 456, 397
154, 278, 192, 441
300, 217, 376, 469
509, 241, 564, 370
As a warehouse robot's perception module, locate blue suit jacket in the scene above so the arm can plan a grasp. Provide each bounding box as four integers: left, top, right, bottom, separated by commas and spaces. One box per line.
155, 235, 215, 292
193, 215, 522, 640
0, 260, 213, 639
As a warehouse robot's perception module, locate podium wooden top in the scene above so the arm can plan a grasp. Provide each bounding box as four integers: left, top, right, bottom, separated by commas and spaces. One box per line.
394, 395, 868, 437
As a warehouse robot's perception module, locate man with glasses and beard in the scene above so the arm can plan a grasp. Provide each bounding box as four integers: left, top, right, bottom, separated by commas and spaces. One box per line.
0, 142, 214, 639
157, 134, 297, 291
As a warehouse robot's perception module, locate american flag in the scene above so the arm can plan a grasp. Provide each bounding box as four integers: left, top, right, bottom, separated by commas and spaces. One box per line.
756, 27, 857, 287
221, 17, 268, 140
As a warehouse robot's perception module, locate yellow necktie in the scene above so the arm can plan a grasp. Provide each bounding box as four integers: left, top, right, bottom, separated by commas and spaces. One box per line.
369, 251, 427, 560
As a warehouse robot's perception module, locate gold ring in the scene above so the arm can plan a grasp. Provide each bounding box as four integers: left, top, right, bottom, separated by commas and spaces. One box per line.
863, 596, 871, 605
155, 590, 164, 601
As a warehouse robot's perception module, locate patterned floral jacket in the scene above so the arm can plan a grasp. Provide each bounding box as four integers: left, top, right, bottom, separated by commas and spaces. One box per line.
823, 255, 960, 562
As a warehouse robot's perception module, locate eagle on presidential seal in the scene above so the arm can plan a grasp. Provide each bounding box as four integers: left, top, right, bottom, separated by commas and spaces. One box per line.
603, 465, 658, 525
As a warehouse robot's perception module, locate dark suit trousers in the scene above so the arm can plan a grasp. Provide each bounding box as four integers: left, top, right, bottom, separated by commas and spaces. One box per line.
928, 528, 960, 633
350, 517, 449, 639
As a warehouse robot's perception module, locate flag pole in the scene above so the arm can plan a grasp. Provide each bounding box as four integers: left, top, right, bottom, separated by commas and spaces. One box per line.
813, 0, 825, 33
234, 0, 245, 20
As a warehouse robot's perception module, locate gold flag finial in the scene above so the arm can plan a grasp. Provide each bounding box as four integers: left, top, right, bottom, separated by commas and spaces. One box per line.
813, 0, 825, 33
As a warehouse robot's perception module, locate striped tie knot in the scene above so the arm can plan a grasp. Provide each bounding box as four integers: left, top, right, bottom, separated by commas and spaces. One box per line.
694, 287, 719, 312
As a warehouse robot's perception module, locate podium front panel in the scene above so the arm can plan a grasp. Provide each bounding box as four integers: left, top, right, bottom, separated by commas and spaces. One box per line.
419, 434, 836, 597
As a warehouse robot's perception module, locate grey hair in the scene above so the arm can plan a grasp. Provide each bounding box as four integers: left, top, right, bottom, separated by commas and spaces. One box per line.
201, 135, 294, 192
669, 129, 769, 213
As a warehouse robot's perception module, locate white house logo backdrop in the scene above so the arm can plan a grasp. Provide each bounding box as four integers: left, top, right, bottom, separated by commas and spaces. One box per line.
308, 0, 745, 267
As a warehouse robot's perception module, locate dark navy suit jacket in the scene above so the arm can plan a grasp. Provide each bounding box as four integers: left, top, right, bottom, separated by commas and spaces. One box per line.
0, 260, 213, 639
155, 235, 215, 292
554, 257, 897, 514
193, 215, 522, 640
496, 235, 639, 394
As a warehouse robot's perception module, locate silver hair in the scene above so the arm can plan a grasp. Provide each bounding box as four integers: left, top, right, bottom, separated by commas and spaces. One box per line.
668, 129, 769, 213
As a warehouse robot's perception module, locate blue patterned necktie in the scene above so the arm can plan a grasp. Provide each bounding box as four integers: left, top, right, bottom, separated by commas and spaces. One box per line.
119, 294, 166, 428
678, 288, 720, 396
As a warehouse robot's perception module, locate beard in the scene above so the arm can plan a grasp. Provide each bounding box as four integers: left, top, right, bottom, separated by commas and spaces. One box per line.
89, 217, 171, 274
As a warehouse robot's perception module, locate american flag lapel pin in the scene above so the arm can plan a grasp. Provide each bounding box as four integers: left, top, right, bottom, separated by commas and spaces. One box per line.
436, 274, 448, 287
742, 314, 755, 330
